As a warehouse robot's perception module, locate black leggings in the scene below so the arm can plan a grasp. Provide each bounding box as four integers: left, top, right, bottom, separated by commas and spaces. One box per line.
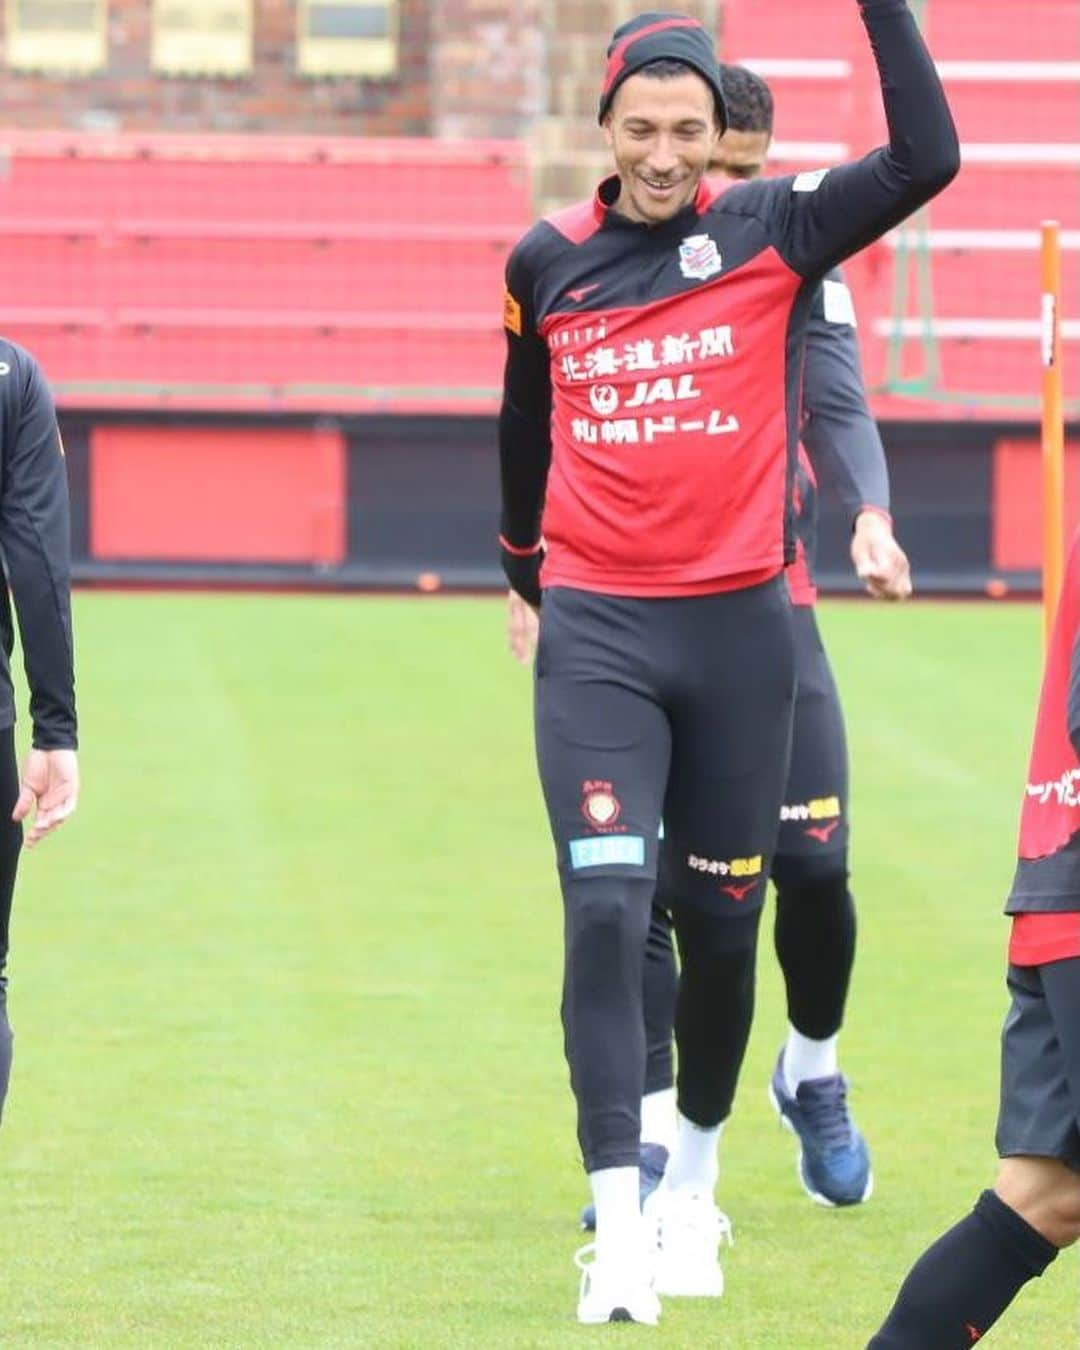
772, 852, 855, 1040
0, 729, 24, 1124
642, 603, 856, 1087
536, 581, 795, 1171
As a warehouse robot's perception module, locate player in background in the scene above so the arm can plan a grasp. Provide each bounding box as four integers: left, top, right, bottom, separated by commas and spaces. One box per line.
0, 339, 80, 1126
867, 533, 1080, 1348
647, 64, 911, 1212
500, 3, 957, 1323
510, 60, 912, 1218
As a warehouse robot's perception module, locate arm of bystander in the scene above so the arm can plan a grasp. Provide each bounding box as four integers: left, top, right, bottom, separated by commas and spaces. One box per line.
0, 348, 78, 846
801, 269, 910, 599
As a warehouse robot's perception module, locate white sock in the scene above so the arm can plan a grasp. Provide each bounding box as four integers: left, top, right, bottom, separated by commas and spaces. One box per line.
640, 1087, 677, 1151
589, 1166, 646, 1264
661, 1112, 724, 1193
783, 1025, 839, 1096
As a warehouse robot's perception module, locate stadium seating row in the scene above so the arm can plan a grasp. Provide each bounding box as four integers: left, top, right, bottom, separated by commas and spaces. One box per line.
0, 2, 1076, 420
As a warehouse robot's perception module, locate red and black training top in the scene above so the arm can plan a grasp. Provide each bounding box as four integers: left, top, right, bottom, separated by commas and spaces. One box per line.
1007, 530, 1080, 965
499, 0, 957, 598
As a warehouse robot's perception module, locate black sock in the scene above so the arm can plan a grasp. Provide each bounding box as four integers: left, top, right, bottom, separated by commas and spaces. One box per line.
868, 1189, 1058, 1348
670, 905, 761, 1126
561, 876, 655, 1171
643, 904, 677, 1098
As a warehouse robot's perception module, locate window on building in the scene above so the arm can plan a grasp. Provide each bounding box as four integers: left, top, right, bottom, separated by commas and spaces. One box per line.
297, 0, 397, 78
152, 0, 253, 77
7, 0, 106, 73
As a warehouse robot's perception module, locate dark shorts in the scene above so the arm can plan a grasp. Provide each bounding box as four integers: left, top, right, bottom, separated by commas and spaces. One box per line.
534, 578, 796, 918
996, 958, 1080, 1172
774, 605, 849, 863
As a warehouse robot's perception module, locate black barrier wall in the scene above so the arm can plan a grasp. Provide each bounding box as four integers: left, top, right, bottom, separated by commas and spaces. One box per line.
61, 411, 1066, 594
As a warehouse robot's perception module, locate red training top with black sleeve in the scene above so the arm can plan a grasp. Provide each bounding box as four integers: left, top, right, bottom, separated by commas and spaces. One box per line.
1007, 529, 1080, 965
498, 0, 957, 598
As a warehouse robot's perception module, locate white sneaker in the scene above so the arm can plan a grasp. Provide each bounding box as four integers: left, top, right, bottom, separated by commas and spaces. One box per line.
645, 1186, 733, 1298
574, 1242, 661, 1325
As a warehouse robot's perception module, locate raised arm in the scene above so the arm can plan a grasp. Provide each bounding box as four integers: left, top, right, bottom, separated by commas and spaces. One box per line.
498, 239, 553, 607
768, 0, 960, 279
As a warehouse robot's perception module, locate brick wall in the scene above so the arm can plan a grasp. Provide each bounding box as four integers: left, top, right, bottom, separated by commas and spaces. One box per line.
0, 0, 562, 138
0, 0, 435, 135
431, 0, 546, 139
0, 0, 727, 203
532, 0, 721, 214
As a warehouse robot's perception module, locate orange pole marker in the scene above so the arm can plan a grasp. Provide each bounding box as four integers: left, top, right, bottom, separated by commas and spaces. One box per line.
1041, 220, 1065, 648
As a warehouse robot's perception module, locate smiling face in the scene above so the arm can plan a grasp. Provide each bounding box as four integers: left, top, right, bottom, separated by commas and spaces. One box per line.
602, 69, 721, 226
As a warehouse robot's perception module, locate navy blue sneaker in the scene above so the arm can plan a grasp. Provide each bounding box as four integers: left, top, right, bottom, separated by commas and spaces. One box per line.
579, 1142, 669, 1232
768, 1052, 873, 1207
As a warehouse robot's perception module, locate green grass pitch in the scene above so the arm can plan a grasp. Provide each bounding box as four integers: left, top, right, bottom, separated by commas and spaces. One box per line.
0, 592, 1076, 1346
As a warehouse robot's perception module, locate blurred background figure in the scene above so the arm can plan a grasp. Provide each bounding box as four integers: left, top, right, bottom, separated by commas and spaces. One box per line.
0, 338, 79, 1124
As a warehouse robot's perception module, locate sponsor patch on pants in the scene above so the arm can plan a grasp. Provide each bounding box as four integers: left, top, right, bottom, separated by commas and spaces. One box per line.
568, 835, 646, 869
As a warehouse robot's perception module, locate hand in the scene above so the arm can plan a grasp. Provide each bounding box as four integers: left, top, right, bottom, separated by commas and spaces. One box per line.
507, 589, 540, 665
13, 747, 79, 848
851, 510, 912, 600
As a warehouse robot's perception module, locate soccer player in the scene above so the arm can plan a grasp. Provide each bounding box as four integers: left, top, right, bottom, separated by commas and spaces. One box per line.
867, 537, 1080, 1348
0, 339, 80, 1126
528, 60, 911, 1229
499, 3, 957, 1324
512, 61, 911, 1222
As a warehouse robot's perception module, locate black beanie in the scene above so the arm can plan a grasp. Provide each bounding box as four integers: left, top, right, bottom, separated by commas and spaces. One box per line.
598, 12, 728, 129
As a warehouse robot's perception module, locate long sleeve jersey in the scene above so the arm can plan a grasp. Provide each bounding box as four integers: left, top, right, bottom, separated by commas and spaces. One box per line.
499, 0, 957, 597
1005, 530, 1080, 963
0, 341, 77, 750
788, 266, 890, 606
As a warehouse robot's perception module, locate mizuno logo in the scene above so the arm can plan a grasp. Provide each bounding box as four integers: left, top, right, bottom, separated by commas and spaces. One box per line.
804, 820, 840, 844
719, 882, 757, 902
565, 283, 601, 304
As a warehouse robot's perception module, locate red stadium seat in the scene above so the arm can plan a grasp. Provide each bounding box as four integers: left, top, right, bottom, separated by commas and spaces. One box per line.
722, 0, 1080, 420
0, 133, 529, 414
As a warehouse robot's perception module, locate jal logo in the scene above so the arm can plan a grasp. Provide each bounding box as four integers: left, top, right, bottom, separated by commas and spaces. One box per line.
625, 374, 700, 408
590, 384, 619, 415
678, 234, 722, 281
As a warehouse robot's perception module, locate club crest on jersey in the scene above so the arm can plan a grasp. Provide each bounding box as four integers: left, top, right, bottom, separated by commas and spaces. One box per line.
582, 780, 622, 830
678, 234, 722, 281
